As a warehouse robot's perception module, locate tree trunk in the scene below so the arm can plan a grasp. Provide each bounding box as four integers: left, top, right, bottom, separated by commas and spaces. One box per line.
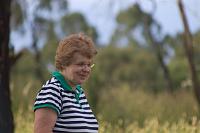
148, 29, 173, 92
0, 0, 14, 132
31, 24, 45, 83
177, 0, 200, 104
137, 1, 174, 92
143, 14, 173, 92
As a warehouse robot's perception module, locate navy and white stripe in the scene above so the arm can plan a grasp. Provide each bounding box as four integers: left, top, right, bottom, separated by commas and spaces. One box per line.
34, 77, 99, 132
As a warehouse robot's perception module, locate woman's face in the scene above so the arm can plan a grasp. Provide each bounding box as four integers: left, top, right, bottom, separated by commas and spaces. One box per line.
61, 53, 93, 87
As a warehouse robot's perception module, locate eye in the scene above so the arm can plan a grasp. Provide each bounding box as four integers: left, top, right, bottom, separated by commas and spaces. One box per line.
74, 62, 94, 68
77, 63, 85, 67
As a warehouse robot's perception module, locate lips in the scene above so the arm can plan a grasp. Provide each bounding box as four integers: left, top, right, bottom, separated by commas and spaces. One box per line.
78, 73, 88, 79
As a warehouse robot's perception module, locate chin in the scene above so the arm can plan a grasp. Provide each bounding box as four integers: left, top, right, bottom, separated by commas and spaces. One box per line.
75, 76, 88, 85
77, 79, 87, 85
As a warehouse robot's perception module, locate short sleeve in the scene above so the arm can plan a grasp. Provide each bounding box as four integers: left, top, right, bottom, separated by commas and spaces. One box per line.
33, 83, 62, 115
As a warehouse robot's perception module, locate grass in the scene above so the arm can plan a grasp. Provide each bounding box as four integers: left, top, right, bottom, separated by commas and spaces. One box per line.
15, 111, 200, 133
12, 83, 200, 133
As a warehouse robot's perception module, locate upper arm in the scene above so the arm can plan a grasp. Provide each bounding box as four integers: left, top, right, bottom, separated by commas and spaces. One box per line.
33, 82, 62, 133
33, 84, 62, 115
34, 108, 57, 133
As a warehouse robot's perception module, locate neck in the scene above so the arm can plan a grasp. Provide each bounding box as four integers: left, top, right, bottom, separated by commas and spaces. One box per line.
60, 71, 76, 90
67, 81, 76, 90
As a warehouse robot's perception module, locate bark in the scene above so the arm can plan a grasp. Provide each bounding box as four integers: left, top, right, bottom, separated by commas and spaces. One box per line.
0, 0, 14, 132
177, 0, 200, 104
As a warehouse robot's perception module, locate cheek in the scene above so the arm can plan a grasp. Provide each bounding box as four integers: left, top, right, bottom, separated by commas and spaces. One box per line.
67, 68, 77, 78
72, 69, 81, 76
87, 72, 91, 76
74, 68, 81, 73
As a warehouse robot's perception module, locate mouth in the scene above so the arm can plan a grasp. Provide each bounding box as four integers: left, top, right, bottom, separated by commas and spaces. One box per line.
79, 73, 88, 80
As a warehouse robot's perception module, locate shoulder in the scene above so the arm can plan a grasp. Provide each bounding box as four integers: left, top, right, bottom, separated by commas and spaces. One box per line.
35, 77, 64, 100
44, 77, 61, 87
40, 77, 62, 92
34, 77, 63, 115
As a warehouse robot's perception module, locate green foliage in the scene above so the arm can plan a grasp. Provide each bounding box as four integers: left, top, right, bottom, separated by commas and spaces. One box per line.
61, 12, 98, 42
112, 3, 172, 92
84, 45, 167, 113
116, 4, 152, 30
87, 45, 165, 90
37, 0, 52, 10
161, 30, 200, 90
33, 17, 55, 39
11, 50, 48, 112
113, 3, 158, 46
37, 0, 68, 11
169, 57, 189, 89
33, 0, 67, 13
11, 1, 24, 30
41, 39, 58, 66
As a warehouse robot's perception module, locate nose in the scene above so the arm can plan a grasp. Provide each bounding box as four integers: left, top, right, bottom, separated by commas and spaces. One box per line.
82, 65, 91, 72
85, 66, 91, 72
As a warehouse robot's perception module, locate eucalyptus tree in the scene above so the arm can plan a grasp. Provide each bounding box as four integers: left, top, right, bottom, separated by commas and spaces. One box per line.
177, 0, 200, 105
112, 3, 174, 92
60, 12, 98, 43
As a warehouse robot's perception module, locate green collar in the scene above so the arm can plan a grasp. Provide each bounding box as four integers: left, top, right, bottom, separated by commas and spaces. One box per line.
52, 71, 83, 107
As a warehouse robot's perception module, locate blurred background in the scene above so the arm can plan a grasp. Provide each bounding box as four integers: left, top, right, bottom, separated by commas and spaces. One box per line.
1, 0, 200, 132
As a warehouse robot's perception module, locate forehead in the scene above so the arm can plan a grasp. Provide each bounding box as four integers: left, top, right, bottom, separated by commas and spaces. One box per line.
72, 53, 92, 63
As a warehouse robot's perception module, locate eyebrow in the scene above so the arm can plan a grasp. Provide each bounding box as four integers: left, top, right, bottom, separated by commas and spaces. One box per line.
75, 60, 92, 64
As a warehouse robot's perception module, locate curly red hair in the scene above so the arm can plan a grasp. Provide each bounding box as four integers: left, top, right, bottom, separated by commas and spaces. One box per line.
55, 33, 97, 71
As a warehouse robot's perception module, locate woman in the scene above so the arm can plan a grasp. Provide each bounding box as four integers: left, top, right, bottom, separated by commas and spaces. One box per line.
34, 33, 99, 132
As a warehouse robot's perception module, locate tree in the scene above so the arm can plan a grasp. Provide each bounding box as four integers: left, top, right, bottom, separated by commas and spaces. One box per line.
177, 0, 200, 105
0, 0, 14, 132
60, 12, 98, 43
112, 3, 174, 92
10, 0, 69, 83
167, 34, 189, 89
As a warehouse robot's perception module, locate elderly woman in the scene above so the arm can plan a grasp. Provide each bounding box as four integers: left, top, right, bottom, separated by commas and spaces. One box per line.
34, 33, 99, 132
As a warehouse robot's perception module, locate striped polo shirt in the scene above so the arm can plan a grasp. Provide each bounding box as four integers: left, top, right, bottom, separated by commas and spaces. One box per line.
34, 77, 99, 132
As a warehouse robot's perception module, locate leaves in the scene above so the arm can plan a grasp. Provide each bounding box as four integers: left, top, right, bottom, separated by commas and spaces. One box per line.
61, 12, 98, 42
11, 0, 25, 30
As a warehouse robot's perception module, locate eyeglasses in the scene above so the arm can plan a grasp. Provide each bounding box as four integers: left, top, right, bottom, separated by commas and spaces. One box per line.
90, 64, 95, 68
73, 63, 95, 69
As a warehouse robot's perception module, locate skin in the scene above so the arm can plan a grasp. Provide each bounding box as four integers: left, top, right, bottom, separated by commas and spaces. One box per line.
34, 53, 93, 132
61, 53, 92, 89
34, 108, 57, 133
